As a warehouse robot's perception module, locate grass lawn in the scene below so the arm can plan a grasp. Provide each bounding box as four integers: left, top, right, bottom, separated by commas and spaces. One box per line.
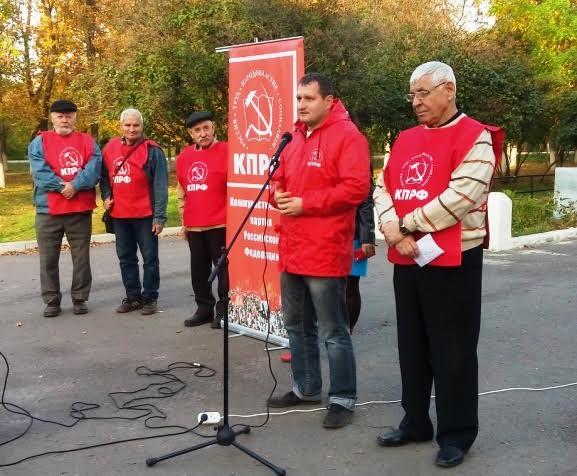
0, 166, 182, 243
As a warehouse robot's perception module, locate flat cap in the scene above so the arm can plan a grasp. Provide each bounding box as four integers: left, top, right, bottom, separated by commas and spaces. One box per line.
50, 99, 78, 113
185, 111, 213, 128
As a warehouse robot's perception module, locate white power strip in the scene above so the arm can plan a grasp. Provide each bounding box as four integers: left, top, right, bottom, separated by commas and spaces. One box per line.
197, 412, 221, 424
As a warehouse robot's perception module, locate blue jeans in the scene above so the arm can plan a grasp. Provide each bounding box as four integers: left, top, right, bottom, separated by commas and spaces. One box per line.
114, 217, 159, 301
281, 272, 357, 410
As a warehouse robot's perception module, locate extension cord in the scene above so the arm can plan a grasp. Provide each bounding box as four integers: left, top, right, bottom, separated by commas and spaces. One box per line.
197, 411, 221, 424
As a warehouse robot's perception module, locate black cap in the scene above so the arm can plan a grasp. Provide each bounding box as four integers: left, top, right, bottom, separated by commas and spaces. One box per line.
49, 100, 78, 113
185, 111, 213, 128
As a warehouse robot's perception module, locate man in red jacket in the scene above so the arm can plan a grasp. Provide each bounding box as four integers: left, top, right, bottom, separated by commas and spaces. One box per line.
176, 111, 228, 330
267, 73, 370, 429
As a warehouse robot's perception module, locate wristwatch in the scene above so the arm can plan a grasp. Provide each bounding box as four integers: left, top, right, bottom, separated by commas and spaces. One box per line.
399, 217, 410, 236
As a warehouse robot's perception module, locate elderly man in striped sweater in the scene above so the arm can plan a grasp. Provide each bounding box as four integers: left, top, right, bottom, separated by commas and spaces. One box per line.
374, 61, 503, 468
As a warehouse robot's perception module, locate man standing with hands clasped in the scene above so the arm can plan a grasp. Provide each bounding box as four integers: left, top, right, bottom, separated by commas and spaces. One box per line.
374, 61, 504, 468
29, 99, 102, 318
267, 73, 371, 429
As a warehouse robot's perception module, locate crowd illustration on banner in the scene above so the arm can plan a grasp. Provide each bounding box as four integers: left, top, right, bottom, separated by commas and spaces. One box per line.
229, 289, 286, 338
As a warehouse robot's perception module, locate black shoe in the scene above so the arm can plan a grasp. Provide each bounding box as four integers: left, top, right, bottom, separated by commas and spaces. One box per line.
43, 304, 61, 318
141, 299, 157, 315
116, 298, 143, 313
267, 391, 321, 408
211, 315, 222, 329
435, 446, 465, 468
322, 404, 354, 429
184, 313, 213, 327
377, 428, 433, 447
72, 300, 88, 315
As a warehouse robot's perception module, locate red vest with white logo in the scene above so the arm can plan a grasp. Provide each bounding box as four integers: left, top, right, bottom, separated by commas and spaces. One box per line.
41, 131, 96, 215
385, 116, 490, 266
176, 141, 228, 227
102, 137, 154, 218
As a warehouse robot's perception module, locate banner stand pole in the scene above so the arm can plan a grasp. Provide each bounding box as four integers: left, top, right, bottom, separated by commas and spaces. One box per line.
145, 151, 286, 476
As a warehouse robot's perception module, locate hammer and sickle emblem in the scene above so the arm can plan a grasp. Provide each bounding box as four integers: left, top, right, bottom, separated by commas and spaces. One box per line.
60, 147, 83, 167
63, 151, 79, 166
405, 162, 428, 184
243, 89, 273, 140
189, 162, 208, 183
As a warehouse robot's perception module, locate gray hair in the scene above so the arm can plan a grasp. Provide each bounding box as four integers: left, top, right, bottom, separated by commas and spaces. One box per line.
120, 108, 143, 125
410, 61, 456, 88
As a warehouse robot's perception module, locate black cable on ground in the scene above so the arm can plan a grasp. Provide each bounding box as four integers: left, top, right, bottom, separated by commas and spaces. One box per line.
0, 349, 216, 467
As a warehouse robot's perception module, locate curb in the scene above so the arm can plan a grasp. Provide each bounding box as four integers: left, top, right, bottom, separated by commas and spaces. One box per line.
508, 227, 577, 250
0, 226, 183, 255
2, 227, 577, 256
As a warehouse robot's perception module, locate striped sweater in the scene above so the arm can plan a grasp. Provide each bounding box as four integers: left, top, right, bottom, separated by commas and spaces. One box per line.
373, 114, 496, 251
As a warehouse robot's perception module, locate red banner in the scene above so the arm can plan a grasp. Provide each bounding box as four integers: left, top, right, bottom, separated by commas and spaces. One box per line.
225, 38, 304, 342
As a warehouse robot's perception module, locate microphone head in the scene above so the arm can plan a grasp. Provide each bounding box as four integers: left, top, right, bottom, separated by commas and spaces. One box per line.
281, 132, 293, 143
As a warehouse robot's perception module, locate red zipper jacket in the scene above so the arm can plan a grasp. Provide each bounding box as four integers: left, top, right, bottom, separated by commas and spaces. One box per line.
270, 100, 370, 277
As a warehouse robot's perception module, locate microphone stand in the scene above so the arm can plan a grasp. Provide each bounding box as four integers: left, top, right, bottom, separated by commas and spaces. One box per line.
145, 152, 286, 475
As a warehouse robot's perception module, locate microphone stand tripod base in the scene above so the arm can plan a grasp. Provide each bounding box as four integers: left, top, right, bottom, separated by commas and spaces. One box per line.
145, 423, 285, 475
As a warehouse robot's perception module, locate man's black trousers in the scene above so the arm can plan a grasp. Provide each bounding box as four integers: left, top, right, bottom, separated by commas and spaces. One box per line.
187, 228, 229, 318
393, 245, 482, 451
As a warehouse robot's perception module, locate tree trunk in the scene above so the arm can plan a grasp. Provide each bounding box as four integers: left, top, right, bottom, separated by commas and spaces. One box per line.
166, 146, 173, 173
0, 122, 6, 188
0, 120, 8, 172
90, 123, 99, 140
546, 141, 557, 170
84, 0, 99, 140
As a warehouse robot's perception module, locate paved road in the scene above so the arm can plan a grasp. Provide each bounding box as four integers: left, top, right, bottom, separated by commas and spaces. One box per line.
0, 237, 576, 476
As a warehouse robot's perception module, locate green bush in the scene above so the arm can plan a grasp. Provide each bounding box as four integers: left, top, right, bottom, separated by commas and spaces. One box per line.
503, 190, 577, 236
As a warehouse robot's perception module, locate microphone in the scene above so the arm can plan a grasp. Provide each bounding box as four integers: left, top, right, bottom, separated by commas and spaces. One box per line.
269, 132, 292, 170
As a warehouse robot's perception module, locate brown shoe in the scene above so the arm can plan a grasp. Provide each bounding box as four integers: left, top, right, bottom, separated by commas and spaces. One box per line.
116, 298, 143, 313
141, 299, 157, 315
322, 404, 353, 429
43, 304, 61, 318
73, 300, 88, 315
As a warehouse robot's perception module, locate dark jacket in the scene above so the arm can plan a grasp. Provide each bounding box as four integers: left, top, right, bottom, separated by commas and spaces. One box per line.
355, 166, 375, 244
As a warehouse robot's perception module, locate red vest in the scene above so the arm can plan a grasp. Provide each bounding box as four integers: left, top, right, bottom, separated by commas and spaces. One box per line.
41, 131, 96, 215
176, 141, 228, 227
102, 137, 154, 218
385, 116, 498, 266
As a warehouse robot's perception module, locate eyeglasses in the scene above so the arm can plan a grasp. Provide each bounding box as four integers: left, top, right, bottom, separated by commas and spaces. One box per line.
404, 82, 447, 103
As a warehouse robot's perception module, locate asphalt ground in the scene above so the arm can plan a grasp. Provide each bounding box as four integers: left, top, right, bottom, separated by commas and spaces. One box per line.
1, 237, 576, 476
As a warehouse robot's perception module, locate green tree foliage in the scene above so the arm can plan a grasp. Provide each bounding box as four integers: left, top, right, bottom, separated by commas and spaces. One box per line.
0, 0, 559, 161
491, 0, 577, 157
491, 0, 577, 89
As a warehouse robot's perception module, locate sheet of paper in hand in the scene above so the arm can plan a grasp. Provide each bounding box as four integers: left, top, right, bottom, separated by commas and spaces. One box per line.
413, 233, 445, 267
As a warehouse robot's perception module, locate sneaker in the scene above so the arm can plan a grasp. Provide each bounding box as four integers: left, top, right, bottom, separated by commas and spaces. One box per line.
72, 300, 88, 315
43, 304, 61, 318
116, 298, 143, 313
141, 299, 158, 315
267, 391, 321, 408
322, 404, 354, 429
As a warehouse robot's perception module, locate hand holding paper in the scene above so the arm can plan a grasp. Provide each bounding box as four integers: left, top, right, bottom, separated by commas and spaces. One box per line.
413, 233, 445, 267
